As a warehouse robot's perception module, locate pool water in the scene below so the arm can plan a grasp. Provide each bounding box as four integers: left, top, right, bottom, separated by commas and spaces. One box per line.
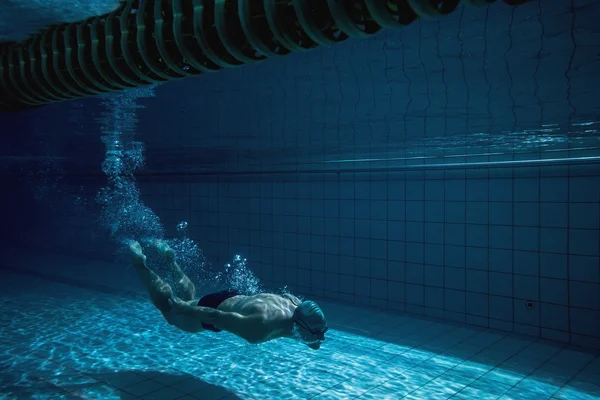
1, 252, 599, 400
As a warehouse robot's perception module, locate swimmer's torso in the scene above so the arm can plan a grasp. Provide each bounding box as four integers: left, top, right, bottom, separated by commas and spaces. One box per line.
218, 293, 295, 320
211, 293, 294, 342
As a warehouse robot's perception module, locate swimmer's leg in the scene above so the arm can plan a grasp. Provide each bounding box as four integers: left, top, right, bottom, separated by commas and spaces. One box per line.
129, 241, 204, 333
153, 240, 197, 301
128, 240, 174, 316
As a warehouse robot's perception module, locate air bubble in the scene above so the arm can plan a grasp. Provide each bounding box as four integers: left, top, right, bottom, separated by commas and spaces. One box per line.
176, 221, 188, 236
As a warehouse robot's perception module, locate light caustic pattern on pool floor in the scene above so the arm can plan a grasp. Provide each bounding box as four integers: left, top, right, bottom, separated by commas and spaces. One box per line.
0, 272, 599, 400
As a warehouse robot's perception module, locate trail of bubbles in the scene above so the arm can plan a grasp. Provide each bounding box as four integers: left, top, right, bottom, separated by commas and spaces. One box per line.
96, 88, 261, 295
96, 87, 164, 243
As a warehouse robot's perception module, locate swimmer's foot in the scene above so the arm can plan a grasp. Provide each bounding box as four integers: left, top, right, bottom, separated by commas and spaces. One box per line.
127, 240, 146, 264
152, 239, 176, 261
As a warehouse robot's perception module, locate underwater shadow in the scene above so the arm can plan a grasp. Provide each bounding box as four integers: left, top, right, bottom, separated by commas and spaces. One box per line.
69, 369, 243, 399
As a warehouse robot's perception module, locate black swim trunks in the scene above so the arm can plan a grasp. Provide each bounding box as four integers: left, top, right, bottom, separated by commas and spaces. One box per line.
197, 290, 240, 332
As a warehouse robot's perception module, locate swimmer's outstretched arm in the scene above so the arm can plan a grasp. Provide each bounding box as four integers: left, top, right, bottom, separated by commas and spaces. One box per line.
170, 299, 263, 338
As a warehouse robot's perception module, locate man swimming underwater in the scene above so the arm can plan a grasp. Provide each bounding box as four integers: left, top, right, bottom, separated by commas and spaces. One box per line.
128, 240, 328, 349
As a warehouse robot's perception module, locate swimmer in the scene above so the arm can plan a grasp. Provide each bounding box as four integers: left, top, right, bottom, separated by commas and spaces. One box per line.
128, 240, 328, 349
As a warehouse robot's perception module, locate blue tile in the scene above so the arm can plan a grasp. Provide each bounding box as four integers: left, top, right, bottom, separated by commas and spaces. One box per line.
406, 243, 424, 264
467, 179, 489, 201
514, 227, 539, 251
285, 199, 299, 214
425, 180, 445, 201
489, 295, 513, 321
354, 257, 370, 277
388, 220, 405, 241
388, 201, 406, 221
324, 254, 340, 274
425, 201, 445, 222
569, 229, 600, 256
355, 276, 370, 297
425, 286, 444, 309
540, 203, 568, 228
406, 221, 425, 242
339, 237, 354, 256
297, 199, 311, 216
466, 292, 488, 317
371, 220, 387, 240
489, 249, 512, 273
311, 200, 325, 218
514, 274, 539, 301
569, 176, 600, 202
569, 203, 600, 229
339, 181, 354, 199
540, 278, 568, 305
371, 259, 387, 279
489, 202, 513, 225
445, 179, 466, 201
489, 272, 512, 297
388, 178, 406, 200
513, 250, 539, 276
388, 242, 405, 262
325, 181, 339, 199
569, 282, 600, 310
325, 218, 339, 236
312, 181, 325, 198
425, 243, 444, 266
489, 179, 513, 201
371, 181, 388, 200
340, 219, 354, 237
312, 271, 325, 289
423, 266, 443, 290
514, 178, 539, 202
513, 298, 540, 326
466, 224, 488, 247
311, 218, 325, 235
339, 274, 355, 293
355, 200, 371, 219
371, 239, 387, 258
339, 200, 354, 218
406, 180, 425, 201
445, 245, 466, 268
540, 303, 568, 331
388, 281, 406, 302
540, 228, 567, 254
445, 267, 465, 290
445, 289, 466, 313
388, 261, 405, 282
310, 235, 325, 253
445, 202, 466, 223
297, 234, 310, 249
570, 308, 600, 336
466, 270, 489, 294
513, 203, 539, 227
297, 251, 310, 268
445, 224, 465, 246
466, 202, 488, 224
355, 238, 370, 258
406, 201, 425, 221
540, 253, 568, 279
490, 225, 513, 249
406, 284, 424, 305
371, 201, 387, 220
569, 255, 600, 283
540, 177, 568, 202
371, 279, 388, 300
406, 263, 424, 284
425, 222, 444, 244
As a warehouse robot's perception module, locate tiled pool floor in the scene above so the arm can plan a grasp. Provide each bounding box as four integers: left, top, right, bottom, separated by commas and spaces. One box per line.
1, 263, 599, 399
